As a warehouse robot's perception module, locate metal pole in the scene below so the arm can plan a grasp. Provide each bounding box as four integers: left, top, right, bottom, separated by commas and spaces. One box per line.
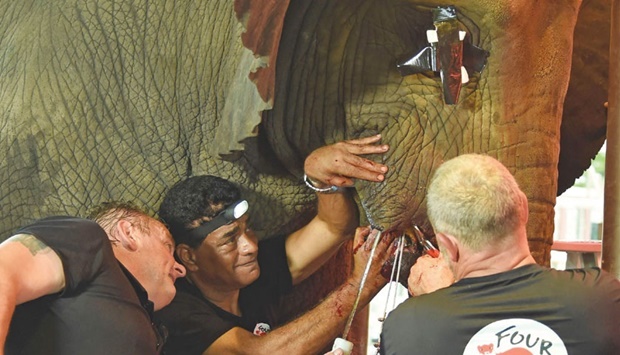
603, 0, 620, 278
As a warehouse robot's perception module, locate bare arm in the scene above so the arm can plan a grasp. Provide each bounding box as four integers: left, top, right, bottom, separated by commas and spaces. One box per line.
205, 227, 395, 355
286, 135, 389, 284
0, 234, 65, 352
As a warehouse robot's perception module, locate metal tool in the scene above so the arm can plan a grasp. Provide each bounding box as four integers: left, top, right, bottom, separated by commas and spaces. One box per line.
342, 229, 383, 340
372, 226, 439, 352
413, 225, 439, 258
378, 234, 406, 323
372, 234, 410, 353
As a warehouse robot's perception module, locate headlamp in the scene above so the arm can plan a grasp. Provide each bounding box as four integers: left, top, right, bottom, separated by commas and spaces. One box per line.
185, 200, 249, 243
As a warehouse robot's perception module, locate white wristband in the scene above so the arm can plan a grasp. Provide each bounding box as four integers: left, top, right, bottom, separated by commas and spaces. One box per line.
303, 174, 340, 193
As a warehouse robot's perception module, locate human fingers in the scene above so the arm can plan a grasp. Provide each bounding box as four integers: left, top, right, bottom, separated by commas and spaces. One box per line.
343, 134, 383, 146
320, 151, 387, 186
363, 231, 398, 290
303, 138, 388, 185
353, 226, 372, 252
353, 230, 396, 275
368, 231, 397, 264
408, 254, 454, 296
338, 137, 389, 157
338, 154, 388, 178
407, 276, 417, 296
407, 255, 429, 295
408, 254, 436, 282
351, 227, 379, 279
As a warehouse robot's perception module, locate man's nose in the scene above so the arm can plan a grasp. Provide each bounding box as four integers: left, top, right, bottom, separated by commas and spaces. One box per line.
239, 233, 258, 254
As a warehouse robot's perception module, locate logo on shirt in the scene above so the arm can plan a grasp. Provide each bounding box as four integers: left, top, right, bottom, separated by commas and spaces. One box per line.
463, 319, 567, 355
253, 322, 271, 336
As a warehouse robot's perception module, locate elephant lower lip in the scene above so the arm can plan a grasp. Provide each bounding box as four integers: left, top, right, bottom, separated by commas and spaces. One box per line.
358, 197, 425, 238
379, 234, 427, 288
381, 248, 422, 288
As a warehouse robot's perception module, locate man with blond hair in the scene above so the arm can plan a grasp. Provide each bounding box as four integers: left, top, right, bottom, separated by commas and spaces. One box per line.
0, 202, 186, 354
381, 154, 620, 355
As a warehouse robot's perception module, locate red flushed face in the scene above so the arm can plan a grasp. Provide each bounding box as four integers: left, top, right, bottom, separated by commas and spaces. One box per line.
133, 218, 186, 311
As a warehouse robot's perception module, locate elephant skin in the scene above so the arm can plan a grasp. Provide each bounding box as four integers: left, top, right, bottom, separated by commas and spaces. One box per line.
0, 0, 609, 353
0, 0, 309, 240
0, 0, 609, 297
0, 0, 607, 260
262, 0, 608, 266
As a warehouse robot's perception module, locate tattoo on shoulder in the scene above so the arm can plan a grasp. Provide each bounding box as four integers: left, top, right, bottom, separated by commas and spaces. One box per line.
11, 234, 50, 256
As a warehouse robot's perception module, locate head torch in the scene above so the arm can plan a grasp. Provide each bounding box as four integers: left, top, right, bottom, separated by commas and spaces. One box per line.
185, 200, 249, 244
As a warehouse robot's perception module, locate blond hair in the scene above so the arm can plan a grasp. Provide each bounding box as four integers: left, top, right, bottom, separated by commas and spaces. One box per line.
87, 201, 151, 242
426, 154, 525, 251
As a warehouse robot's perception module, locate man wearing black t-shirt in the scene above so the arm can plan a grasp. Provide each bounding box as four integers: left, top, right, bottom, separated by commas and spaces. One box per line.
380, 154, 620, 355
0, 202, 186, 355
156, 135, 396, 354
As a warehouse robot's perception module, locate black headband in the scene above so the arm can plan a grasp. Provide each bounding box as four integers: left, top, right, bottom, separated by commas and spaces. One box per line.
181, 200, 249, 245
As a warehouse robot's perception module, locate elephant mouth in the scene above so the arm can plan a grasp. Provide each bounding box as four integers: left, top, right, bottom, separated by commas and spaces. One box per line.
376, 226, 438, 289
356, 183, 437, 289
357, 184, 432, 237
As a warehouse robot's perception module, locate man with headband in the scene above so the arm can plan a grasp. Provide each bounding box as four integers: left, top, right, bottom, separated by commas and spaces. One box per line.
156, 135, 396, 354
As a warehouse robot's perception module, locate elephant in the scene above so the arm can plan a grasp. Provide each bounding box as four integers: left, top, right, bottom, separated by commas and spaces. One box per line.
263, 0, 610, 266
0, 0, 610, 351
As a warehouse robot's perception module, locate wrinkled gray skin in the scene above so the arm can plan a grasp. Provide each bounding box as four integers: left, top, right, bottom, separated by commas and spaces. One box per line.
0, 0, 314, 241
0, 0, 608, 270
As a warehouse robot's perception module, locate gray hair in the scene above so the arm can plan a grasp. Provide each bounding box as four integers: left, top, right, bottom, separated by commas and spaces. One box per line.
426, 154, 525, 251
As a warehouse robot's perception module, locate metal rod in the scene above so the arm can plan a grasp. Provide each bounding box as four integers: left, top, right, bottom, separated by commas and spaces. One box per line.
603, 0, 620, 278
391, 236, 406, 311
379, 235, 403, 322
342, 230, 383, 339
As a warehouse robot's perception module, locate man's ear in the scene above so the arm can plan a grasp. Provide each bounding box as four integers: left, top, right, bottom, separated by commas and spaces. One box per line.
436, 232, 459, 263
519, 191, 529, 224
176, 244, 198, 272
115, 219, 139, 251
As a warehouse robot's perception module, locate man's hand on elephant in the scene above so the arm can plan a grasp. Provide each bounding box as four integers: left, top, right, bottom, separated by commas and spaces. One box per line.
304, 134, 389, 188
290, 137, 388, 284
407, 253, 455, 296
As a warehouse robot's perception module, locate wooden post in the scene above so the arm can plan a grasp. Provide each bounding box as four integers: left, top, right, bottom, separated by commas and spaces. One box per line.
603, 0, 620, 278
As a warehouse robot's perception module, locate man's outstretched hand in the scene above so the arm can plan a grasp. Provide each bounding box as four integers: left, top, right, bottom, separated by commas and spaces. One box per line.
304, 135, 389, 187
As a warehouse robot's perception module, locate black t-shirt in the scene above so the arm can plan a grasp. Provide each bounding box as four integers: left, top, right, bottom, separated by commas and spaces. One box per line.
6, 217, 163, 355
380, 264, 620, 355
156, 234, 293, 355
